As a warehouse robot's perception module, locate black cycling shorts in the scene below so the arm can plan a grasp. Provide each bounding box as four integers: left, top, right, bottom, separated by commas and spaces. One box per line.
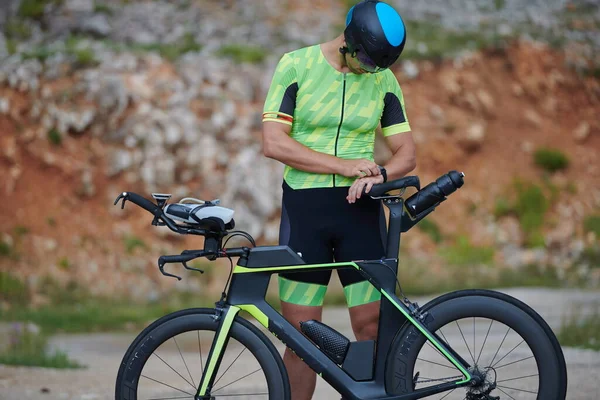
279, 181, 386, 288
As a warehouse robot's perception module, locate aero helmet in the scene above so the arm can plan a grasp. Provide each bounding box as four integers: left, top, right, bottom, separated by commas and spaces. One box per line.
344, 0, 407, 72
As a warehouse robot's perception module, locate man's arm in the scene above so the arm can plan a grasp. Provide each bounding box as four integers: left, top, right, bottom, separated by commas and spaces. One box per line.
382, 131, 417, 181
262, 121, 381, 178
346, 131, 416, 203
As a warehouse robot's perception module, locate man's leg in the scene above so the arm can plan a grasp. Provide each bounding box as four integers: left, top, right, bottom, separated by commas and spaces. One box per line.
281, 300, 323, 400
348, 300, 380, 340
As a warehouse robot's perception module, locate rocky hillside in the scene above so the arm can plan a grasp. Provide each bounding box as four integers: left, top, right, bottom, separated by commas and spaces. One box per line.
0, 0, 599, 302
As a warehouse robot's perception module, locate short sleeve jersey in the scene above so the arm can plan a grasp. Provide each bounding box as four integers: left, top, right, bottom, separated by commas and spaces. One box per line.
263, 45, 411, 189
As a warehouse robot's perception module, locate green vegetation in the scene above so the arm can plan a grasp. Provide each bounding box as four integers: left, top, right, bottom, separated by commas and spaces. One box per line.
397, 261, 564, 296
47, 128, 62, 145
558, 309, 600, 351
13, 226, 30, 237
93, 2, 113, 15
123, 235, 147, 254
3, 18, 32, 40
417, 218, 443, 243
65, 36, 99, 68
438, 235, 495, 266
57, 257, 71, 271
401, 20, 504, 61
132, 33, 202, 61
218, 44, 268, 64
494, 0, 506, 11
533, 147, 570, 173
578, 245, 600, 267
583, 215, 600, 237
0, 241, 12, 258
6, 39, 18, 55
493, 196, 512, 218
0, 325, 82, 368
47, 217, 57, 227
18, 0, 63, 19
0, 277, 213, 334
494, 180, 551, 248
0, 271, 29, 306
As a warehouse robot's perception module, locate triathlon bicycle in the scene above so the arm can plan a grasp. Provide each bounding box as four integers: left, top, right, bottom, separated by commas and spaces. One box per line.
114, 171, 567, 400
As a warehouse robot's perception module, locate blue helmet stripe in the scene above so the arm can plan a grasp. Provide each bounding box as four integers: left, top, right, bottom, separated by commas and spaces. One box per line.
345, 5, 355, 26
375, 2, 405, 47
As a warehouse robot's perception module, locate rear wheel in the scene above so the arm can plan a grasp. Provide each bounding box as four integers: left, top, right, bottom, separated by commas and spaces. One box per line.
115, 308, 290, 400
386, 290, 567, 399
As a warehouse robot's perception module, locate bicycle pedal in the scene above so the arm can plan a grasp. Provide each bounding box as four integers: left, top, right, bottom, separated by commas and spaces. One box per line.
300, 320, 350, 364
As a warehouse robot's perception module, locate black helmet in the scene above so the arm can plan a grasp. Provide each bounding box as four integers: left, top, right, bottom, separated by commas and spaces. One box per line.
344, 0, 407, 71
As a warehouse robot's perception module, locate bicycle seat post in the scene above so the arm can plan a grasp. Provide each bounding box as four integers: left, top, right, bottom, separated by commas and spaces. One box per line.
383, 197, 404, 270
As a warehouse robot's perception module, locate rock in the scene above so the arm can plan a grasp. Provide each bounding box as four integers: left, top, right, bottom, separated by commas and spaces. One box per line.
476, 90, 495, 117
402, 60, 419, 80
79, 14, 112, 38
573, 121, 591, 143
77, 169, 95, 197
0, 96, 9, 114
65, 0, 94, 13
545, 220, 575, 250
2, 135, 17, 162
459, 123, 486, 153
429, 104, 445, 123
521, 140, 534, 153
226, 74, 255, 102
498, 24, 513, 37
495, 216, 523, 245
0, 33, 7, 60
107, 149, 133, 177
211, 100, 236, 132
524, 109, 542, 128
512, 84, 524, 97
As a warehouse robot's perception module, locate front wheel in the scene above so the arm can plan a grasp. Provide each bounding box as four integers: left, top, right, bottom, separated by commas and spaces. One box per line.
115, 308, 290, 400
386, 290, 567, 399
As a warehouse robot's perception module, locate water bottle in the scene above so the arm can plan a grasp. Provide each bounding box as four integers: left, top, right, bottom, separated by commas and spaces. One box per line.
405, 171, 465, 218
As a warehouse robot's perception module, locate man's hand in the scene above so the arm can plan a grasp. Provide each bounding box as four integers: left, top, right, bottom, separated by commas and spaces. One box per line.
338, 159, 381, 178
346, 175, 384, 203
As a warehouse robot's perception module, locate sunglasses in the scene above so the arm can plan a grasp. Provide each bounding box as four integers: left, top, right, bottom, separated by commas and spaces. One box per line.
349, 47, 386, 73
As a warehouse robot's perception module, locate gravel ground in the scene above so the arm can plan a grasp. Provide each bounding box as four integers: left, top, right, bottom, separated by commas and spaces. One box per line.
0, 288, 598, 400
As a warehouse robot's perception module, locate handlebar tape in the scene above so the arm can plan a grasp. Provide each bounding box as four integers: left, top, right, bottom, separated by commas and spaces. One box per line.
126, 192, 160, 214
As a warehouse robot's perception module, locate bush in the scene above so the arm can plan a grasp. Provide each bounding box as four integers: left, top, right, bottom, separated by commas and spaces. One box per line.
0, 324, 82, 368
93, 3, 113, 15
0, 271, 29, 305
533, 147, 570, 173
583, 215, 600, 237
558, 309, 600, 351
18, 0, 62, 19
123, 235, 147, 254
218, 45, 268, 64
134, 33, 202, 61
417, 218, 443, 243
3, 18, 32, 40
438, 235, 495, 266
493, 196, 513, 218
47, 128, 62, 145
514, 181, 549, 246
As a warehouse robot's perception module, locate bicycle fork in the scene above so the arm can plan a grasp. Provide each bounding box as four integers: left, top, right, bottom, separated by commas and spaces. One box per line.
196, 305, 240, 400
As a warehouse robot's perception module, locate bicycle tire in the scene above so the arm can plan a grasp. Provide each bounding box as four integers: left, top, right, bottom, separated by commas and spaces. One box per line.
115, 308, 290, 400
385, 290, 568, 399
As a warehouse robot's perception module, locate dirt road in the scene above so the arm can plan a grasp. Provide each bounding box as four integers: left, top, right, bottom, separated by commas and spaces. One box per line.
0, 288, 598, 400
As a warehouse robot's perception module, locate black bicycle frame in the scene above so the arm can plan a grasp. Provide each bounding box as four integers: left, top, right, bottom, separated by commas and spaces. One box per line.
195, 199, 475, 400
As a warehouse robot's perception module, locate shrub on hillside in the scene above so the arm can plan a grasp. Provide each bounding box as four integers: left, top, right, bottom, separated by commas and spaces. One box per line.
533, 147, 570, 172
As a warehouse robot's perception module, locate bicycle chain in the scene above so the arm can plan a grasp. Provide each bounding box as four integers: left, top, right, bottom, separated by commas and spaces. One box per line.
415, 375, 463, 384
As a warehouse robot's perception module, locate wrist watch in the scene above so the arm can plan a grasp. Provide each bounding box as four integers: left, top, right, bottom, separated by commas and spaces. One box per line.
378, 165, 387, 182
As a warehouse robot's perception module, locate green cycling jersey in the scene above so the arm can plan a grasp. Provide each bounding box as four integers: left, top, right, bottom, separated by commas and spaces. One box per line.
263, 44, 411, 189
